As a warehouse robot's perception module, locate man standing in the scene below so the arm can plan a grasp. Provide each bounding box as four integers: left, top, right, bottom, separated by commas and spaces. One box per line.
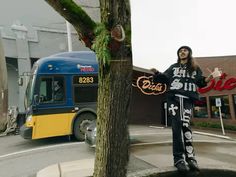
152, 46, 213, 172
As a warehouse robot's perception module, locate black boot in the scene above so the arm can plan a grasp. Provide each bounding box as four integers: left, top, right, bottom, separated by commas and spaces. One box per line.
187, 159, 200, 171
175, 161, 189, 172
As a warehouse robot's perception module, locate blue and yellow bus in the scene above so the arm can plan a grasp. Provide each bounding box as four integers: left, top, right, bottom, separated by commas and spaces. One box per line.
20, 51, 98, 140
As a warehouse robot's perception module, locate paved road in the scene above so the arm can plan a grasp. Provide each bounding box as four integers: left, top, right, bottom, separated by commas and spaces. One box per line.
0, 134, 75, 156
0, 125, 163, 177
0, 142, 94, 177
1, 125, 236, 177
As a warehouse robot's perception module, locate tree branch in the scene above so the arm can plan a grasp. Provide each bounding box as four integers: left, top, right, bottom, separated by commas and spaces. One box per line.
45, 0, 97, 48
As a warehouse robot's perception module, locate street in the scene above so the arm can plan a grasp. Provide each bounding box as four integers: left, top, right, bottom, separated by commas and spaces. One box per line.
0, 135, 93, 177
0, 125, 236, 177
0, 134, 75, 156
0, 125, 168, 177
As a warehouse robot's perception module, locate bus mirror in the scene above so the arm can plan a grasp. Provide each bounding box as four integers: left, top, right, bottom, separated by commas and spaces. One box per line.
18, 77, 23, 86
34, 95, 39, 105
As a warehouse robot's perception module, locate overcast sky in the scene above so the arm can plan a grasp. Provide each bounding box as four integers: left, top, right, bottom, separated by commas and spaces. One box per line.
130, 0, 236, 71
1, 0, 236, 72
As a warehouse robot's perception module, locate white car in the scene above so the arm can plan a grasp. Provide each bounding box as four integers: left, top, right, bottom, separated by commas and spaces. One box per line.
85, 120, 96, 147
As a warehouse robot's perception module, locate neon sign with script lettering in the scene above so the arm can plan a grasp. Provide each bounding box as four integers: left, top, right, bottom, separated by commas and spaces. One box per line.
134, 76, 167, 95
198, 73, 236, 93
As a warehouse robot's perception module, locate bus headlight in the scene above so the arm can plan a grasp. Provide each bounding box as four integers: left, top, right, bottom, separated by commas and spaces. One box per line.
26, 115, 32, 122
25, 115, 33, 127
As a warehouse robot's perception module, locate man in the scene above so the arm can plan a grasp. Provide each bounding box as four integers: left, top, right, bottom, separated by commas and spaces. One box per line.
54, 80, 64, 101
152, 46, 214, 172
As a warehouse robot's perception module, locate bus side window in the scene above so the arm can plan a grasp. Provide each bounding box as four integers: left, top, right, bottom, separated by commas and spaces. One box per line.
39, 77, 53, 103
39, 76, 65, 104
73, 75, 98, 103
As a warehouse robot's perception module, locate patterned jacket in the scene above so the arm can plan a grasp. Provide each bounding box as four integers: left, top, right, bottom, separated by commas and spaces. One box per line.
154, 63, 207, 100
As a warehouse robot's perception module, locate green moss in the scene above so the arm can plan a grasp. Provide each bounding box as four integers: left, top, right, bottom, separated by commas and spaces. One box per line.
92, 23, 111, 67
193, 121, 236, 131
125, 25, 131, 46
60, 0, 96, 29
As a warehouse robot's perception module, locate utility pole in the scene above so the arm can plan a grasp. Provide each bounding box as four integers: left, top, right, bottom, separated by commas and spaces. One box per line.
66, 21, 72, 52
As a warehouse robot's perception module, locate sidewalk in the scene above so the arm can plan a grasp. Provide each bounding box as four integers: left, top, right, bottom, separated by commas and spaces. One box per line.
36, 126, 236, 177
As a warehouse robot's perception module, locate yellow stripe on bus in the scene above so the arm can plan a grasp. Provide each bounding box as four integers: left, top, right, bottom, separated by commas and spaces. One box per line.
32, 113, 76, 139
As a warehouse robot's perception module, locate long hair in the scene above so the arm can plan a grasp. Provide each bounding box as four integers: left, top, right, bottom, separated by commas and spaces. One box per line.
177, 46, 198, 74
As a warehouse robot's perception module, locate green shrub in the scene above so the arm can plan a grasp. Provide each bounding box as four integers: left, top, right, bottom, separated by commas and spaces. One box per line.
193, 121, 236, 131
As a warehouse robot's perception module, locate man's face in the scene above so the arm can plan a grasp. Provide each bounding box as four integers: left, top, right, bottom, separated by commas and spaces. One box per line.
178, 48, 190, 60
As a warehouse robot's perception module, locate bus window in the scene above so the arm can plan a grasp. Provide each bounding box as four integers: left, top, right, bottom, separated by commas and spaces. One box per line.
74, 87, 97, 103
73, 75, 98, 103
39, 76, 65, 103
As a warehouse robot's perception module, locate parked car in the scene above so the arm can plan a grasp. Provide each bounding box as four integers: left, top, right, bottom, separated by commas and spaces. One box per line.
85, 120, 96, 147
85, 121, 136, 147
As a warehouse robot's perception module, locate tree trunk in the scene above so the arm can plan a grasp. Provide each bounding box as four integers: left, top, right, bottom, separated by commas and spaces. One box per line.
44, 0, 133, 176
94, 58, 132, 177
94, 0, 132, 176
0, 35, 8, 132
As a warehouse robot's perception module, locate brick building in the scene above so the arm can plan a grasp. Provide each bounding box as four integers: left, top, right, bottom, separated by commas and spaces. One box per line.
194, 56, 236, 124
129, 56, 236, 126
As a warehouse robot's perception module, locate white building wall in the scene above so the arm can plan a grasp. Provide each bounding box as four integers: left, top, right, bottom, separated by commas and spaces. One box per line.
0, 0, 100, 113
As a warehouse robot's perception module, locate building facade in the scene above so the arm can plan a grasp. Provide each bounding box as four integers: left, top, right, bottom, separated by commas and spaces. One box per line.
193, 56, 236, 125
129, 56, 236, 126
0, 0, 100, 113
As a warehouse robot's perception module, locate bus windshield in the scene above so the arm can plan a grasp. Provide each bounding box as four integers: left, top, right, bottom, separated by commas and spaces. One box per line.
24, 65, 37, 109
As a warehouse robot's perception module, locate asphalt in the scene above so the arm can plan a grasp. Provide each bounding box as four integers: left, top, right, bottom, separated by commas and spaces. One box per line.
36, 125, 236, 177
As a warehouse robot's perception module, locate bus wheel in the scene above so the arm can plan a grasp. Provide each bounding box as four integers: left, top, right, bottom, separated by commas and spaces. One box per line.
73, 113, 96, 141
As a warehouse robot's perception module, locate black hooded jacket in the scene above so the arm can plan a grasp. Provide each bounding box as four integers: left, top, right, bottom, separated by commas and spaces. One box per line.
153, 63, 207, 101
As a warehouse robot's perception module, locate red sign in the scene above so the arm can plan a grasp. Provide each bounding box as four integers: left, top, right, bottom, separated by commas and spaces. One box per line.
80, 67, 94, 72
198, 73, 236, 93
77, 64, 95, 72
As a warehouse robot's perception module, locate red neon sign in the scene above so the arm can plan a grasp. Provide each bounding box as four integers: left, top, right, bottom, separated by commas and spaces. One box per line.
198, 73, 236, 93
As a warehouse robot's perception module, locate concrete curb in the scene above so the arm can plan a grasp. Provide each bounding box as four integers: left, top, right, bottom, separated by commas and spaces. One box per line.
36, 164, 60, 177
36, 130, 236, 177
36, 159, 94, 177
131, 139, 236, 148
127, 168, 160, 177
193, 131, 233, 140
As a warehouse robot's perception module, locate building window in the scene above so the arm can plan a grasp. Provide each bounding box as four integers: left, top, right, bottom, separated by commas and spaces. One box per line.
193, 97, 208, 118
209, 95, 231, 119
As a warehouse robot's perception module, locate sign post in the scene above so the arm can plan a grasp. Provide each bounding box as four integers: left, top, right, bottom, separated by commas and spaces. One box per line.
164, 102, 167, 127
215, 98, 225, 135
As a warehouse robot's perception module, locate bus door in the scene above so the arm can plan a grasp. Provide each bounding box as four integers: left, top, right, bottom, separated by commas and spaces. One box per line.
32, 76, 70, 139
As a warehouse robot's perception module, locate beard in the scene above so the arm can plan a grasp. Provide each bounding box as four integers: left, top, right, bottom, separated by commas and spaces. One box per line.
180, 57, 188, 61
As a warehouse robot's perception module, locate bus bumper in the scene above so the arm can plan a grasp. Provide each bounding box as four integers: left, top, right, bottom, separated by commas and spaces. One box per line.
20, 125, 32, 139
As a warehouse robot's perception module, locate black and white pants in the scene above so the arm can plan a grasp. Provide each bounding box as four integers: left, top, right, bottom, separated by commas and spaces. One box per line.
167, 94, 196, 165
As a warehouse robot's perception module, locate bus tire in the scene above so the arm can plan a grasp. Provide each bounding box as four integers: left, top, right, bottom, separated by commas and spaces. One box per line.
73, 113, 96, 141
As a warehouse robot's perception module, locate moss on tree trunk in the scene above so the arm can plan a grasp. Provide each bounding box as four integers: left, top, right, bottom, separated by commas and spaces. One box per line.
94, 59, 132, 177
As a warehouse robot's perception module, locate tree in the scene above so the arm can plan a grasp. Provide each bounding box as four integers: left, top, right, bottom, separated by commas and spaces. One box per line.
45, 0, 132, 177
0, 35, 8, 132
